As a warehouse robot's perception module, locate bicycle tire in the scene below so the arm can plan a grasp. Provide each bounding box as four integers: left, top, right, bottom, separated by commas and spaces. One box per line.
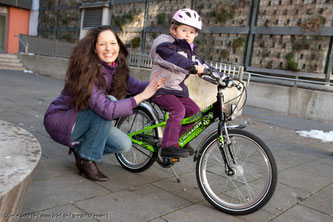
115, 106, 158, 172
196, 129, 277, 215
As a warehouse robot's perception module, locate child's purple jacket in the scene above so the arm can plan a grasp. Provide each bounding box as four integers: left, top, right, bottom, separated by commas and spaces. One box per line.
43, 62, 148, 147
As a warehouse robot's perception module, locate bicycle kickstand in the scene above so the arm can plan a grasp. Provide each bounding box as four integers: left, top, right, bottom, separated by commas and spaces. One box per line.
161, 157, 181, 183
170, 166, 181, 183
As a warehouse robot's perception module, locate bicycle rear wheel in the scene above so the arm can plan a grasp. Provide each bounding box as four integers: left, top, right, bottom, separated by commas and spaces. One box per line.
196, 129, 277, 215
115, 106, 158, 172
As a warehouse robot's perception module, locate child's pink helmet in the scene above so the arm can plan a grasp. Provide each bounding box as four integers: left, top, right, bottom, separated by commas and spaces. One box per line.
172, 8, 202, 31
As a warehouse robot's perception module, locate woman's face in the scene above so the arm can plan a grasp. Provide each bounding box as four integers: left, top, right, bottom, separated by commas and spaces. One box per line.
95, 30, 120, 65
171, 24, 197, 44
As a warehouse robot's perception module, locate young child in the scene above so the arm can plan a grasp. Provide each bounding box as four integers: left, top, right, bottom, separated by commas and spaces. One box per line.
150, 8, 213, 158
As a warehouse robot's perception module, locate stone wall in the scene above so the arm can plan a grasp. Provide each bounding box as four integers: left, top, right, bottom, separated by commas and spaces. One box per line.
253, 0, 333, 73
38, 0, 81, 42
36, 0, 333, 76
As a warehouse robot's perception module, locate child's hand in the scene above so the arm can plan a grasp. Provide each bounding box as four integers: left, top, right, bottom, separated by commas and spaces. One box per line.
195, 65, 205, 77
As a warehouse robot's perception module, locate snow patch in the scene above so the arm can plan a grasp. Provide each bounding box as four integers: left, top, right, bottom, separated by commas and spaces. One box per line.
297, 130, 333, 143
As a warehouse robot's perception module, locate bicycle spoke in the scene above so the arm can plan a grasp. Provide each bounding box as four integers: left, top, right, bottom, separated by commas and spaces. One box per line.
115, 107, 157, 172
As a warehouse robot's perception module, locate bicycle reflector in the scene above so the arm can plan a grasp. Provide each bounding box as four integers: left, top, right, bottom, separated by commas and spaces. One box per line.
222, 102, 226, 112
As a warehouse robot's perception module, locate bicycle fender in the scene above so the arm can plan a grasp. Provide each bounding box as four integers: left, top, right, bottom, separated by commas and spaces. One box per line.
138, 102, 163, 139
193, 124, 246, 162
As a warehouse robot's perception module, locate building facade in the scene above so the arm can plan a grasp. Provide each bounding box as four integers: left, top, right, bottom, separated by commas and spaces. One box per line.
0, 0, 38, 54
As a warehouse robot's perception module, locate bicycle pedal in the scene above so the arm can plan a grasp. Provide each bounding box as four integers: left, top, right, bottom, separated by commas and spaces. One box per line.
162, 157, 179, 163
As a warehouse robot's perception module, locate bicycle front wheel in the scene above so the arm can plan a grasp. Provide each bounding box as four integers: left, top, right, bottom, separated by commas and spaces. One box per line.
196, 129, 277, 215
115, 106, 158, 172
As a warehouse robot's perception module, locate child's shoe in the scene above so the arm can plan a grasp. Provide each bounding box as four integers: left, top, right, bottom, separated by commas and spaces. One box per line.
184, 143, 195, 156
161, 144, 189, 158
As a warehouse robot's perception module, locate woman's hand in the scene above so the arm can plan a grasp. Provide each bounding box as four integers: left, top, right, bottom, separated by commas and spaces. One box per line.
134, 74, 165, 104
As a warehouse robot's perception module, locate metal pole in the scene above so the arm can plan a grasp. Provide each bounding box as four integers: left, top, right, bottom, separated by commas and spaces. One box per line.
109, 0, 114, 26
191, 0, 197, 9
55, 0, 59, 39
324, 16, 333, 85
141, 0, 149, 53
244, 0, 259, 70
325, 36, 333, 84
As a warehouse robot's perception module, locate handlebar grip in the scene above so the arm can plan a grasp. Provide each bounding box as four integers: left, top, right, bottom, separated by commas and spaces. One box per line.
202, 69, 212, 76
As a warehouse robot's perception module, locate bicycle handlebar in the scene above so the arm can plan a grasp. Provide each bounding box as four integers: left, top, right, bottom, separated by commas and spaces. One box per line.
189, 66, 242, 90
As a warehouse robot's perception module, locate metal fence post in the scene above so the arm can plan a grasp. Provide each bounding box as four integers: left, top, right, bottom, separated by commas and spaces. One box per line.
109, 0, 114, 25
325, 35, 333, 85
323, 15, 333, 85
141, 0, 149, 53
38, 36, 41, 55
55, 39, 58, 57
25, 43, 29, 54
244, 0, 259, 70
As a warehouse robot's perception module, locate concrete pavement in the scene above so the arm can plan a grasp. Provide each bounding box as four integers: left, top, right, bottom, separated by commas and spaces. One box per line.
0, 69, 332, 222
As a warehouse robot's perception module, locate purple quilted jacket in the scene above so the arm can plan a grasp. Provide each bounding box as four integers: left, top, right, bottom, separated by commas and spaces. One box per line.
43, 62, 148, 147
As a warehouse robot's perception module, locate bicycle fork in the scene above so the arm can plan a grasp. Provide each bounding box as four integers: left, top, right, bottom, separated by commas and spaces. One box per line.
218, 122, 235, 176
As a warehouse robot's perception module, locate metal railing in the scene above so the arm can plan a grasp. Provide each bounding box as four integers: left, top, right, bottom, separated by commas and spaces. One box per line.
248, 72, 333, 91
17, 34, 331, 91
128, 51, 247, 80
18, 34, 74, 58
15, 35, 29, 54
128, 52, 333, 90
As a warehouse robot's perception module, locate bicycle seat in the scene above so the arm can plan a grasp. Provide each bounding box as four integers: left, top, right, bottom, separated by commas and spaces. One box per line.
147, 98, 168, 113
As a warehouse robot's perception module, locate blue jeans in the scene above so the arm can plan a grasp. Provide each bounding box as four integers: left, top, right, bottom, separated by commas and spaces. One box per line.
71, 96, 132, 162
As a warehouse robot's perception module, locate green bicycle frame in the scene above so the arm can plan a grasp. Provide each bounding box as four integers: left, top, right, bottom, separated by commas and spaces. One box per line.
128, 101, 222, 152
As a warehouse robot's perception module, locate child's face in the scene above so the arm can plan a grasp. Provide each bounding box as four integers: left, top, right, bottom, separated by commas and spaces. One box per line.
171, 25, 197, 44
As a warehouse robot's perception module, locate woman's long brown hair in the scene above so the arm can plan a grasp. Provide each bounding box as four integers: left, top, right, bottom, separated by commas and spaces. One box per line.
64, 26, 130, 111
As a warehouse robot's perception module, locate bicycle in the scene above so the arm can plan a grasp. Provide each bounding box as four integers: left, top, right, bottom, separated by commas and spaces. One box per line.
114, 68, 277, 215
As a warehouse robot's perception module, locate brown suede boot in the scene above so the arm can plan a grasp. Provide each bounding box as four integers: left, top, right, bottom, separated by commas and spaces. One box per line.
69, 148, 108, 182
77, 157, 108, 182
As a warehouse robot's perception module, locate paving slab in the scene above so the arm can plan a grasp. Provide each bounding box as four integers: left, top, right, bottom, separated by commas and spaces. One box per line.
152, 171, 204, 203
75, 184, 190, 222
273, 146, 329, 171
161, 200, 275, 222
32, 156, 77, 181
21, 175, 110, 214
278, 161, 333, 193
19, 204, 96, 222
262, 182, 309, 215
94, 162, 174, 192
302, 183, 333, 216
272, 204, 332, 222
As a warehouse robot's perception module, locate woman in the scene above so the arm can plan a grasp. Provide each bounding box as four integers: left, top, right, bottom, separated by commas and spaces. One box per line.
44, 26, 164, 182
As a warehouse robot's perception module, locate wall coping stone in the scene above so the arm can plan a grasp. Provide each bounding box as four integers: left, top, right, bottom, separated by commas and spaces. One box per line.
0, 120, 41, 220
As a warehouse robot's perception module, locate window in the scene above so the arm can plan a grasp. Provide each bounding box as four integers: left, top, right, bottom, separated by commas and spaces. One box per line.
83, 8, 103, 28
